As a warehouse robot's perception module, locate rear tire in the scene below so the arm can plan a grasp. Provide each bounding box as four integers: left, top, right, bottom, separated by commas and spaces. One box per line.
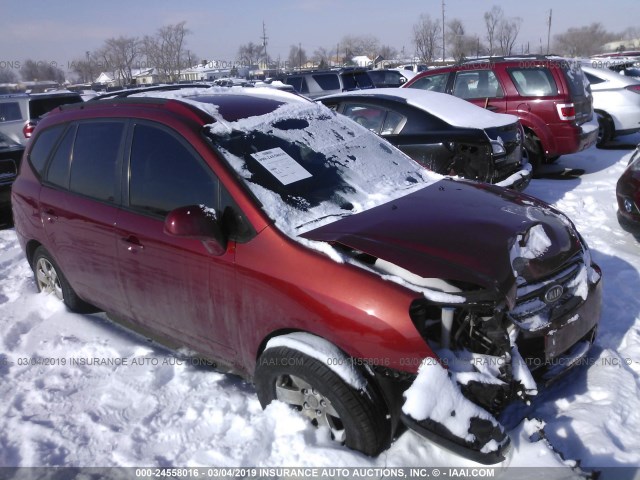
596, 112, 614, 147
255, 345, 391, 456
32, 246, 99, 313
523, 132, 543, 173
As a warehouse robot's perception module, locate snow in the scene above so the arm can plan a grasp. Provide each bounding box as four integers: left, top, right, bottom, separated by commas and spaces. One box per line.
321, 87, 519, 129
402, 360, 506, 454
264, 332, 366, 391
2, 120, 640, 473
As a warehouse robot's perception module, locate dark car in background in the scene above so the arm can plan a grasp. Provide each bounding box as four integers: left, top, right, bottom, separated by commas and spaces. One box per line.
283, 68, 374, 99
403, 55, 599, 170
0, 91, 83, 145
0, 131, 25, 211
617, 145, 640, 234
11, 86, 602, 463
367, 69, 417, 88
319, 88, 530, 190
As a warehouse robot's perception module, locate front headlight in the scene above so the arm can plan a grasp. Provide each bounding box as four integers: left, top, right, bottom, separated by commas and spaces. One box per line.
491, 140, 506, 156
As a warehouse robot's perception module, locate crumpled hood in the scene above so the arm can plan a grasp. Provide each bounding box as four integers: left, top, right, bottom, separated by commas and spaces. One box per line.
301, 179, 583, 307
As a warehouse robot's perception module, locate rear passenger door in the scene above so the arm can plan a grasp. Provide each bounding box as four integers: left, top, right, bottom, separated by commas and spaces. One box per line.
451, 69, 506, 113
38, 120, 128, 313
115, 121, 238, 360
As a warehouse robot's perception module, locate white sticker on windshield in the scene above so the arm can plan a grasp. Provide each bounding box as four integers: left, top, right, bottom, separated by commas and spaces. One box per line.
251, 147, 312, 185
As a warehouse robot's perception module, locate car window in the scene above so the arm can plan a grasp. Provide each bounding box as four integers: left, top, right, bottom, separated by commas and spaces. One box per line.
0, 101, 23, 122
382, 110, 404, 135
312, 74, 340, 91
406, 73, 448, 92
341, 71, 374, 90
453, 70, 504, 99
29, 96, 82, 119
45, 125, 76, 188
342, 104, 386, 133
28, 124, 65, 176
584, 72, 605, 85
508, 68, 558, 96
128, 123, 218, 216
69, 121, 124, 202
286, 76, 308, 94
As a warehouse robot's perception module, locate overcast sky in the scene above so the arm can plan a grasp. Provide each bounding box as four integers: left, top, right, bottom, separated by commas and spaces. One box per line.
1, 0, 638, 74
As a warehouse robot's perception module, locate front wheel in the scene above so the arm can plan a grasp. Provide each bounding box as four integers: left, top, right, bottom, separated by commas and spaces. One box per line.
255, 344, 391, 456
523, 133, 543, 173
596, 112, 614, 147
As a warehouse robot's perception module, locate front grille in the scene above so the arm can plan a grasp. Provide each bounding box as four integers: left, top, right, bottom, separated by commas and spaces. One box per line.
508, 257, 586, 332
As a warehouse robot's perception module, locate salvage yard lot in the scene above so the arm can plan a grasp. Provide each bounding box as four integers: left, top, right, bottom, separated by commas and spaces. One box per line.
1, 135, 639, 476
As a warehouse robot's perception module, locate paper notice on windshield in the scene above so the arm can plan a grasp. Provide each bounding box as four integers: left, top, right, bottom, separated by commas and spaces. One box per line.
251, 147, 312, 185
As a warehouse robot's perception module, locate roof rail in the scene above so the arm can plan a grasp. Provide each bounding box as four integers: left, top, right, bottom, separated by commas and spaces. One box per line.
463, 54, 561, 64
91, 83, 212, 101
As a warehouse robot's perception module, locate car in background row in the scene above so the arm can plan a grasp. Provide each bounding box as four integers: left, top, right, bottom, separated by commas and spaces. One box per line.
283, 68, 374, 99
367, 69, 418, 88
0, 91, 83, 145
617, 145, 640, 234
319, 88, 530, 190
581, 64, 640, 146
0, 131, 24, 210
403, 55, 599, 171
11, 86, 602, 463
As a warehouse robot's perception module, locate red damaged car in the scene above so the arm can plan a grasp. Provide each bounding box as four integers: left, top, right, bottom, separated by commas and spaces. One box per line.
11, 86, 602, 463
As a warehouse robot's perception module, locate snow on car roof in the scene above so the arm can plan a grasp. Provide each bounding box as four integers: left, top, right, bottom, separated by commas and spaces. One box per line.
319, 88, 519, 129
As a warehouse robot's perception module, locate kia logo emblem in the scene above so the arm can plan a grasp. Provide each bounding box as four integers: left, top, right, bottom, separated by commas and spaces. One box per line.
544, 285, 564, 303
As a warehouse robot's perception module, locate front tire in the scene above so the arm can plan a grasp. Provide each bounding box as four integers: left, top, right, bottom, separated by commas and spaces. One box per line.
255, 345, 391, 456
596, 112, 614, 147
523, 132, 543, 173
32, 246, 98, 313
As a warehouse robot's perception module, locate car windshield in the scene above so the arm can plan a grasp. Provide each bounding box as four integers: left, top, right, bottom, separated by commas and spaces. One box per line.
207, 102, 434, 235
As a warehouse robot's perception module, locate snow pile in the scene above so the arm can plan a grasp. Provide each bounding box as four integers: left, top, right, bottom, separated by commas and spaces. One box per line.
402, 360, 505, 453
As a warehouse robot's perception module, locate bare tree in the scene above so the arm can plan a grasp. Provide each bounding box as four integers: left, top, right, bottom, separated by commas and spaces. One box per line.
484, 6, 503, 56
341, 35, 380, 60
553, 23, 616, 57
0, 69, 18, 83
378, 45, 398, 61
98, 36, 140, 85
237, 42, 263, 66
447, 19, 477, 63
413, 14, 442, 63
619, 27, 640, 49
143, 22, 191, 83
497, 17, 522, 55
20, 59, 65, 83
312, 46, 333, 68
288, 44, 308, 70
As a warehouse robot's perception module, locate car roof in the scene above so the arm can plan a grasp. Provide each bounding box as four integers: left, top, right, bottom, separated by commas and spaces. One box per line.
318, 88, 518, 129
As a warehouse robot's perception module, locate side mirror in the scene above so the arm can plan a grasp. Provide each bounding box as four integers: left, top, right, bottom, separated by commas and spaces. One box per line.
164, 205, 227, 255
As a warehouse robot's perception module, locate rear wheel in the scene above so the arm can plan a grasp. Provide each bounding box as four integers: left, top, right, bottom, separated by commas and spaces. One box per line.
255, 343, 391, 456
523, 132, 543, 173
32, 246, 98, 313
596, 112, 614, 147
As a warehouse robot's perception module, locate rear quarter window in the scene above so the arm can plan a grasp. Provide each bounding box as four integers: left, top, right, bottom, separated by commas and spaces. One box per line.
507, 68, 558, 97
0, 102, 23, 122
312, 74, 340, 91
28, 124, 66, 176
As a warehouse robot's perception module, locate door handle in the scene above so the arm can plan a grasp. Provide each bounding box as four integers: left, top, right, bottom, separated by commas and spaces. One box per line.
43, 209, 58, 223
120, 236, 144, 253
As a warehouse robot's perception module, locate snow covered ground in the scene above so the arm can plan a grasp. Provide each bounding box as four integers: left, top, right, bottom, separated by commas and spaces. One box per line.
1, 134, 640, 478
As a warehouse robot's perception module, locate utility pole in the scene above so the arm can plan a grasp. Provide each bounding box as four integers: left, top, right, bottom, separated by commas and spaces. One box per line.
261, 21, 269, 68
299, 42, 302, 71
546, 9, 552, 54
442, 0, 446, 62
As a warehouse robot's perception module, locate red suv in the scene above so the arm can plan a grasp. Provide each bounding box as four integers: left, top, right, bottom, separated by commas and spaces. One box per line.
11, 86, 602, 463
404, 56, 599, 169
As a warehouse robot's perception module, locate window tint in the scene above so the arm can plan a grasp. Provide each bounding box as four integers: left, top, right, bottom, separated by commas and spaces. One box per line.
28, 125, 65, 176
46, 125, 76, 188
508, 68, 558, 96
0, 101, 23, 122
407, 73, 448, 92
286, 76, 308, 93
453, 70, 504, 99
341, 71, 374, 90
69, 122, 123, 202
312, 73, 340, 91
29, 95, 82, 119
129, 124, 218, 216
584, 72, 605, 85
342, 104, 386, 133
